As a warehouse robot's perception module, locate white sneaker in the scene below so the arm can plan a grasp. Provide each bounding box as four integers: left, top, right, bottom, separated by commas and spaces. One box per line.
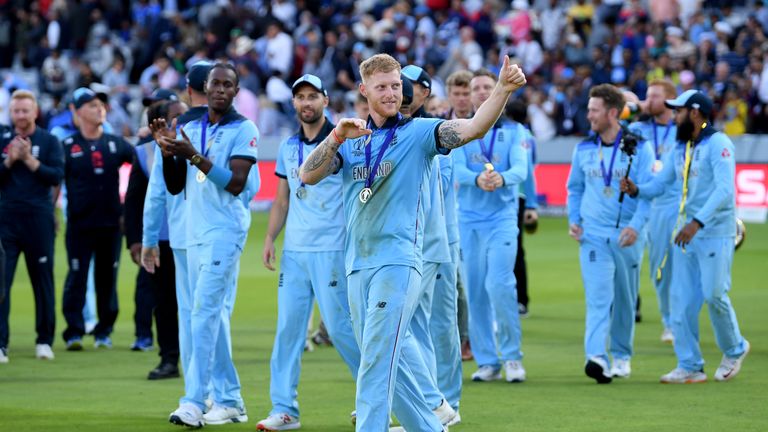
204, 398, 214, 413
611, 359, 631, 378
504, 360, 526, 383
714, 340, 750, 382
660, 368, 707, 384
36, 344, 55, 360
585, 357, 612, 384
0, 347, 8, 364
256, 413, 301, 431
433, 399, 457, 426
349, 410, 356, 425
203, 404, 248, 425
447, 411, 461, 426
661, 328, 674, 344
169, 403, 204, 428
471, 365, 502, 382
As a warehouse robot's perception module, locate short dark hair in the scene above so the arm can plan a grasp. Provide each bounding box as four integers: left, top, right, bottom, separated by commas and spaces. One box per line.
589, 84, 625, 116
207, 62, 239, 86
506, 100, 527, 124
147, 100, 181, 124
472, 68, 498, 82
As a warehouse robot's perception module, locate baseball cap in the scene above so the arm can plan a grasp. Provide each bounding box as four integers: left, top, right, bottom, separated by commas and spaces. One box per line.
187, 61, 214, 92
292, 74, 327, 96
72, 87, 104, 109
142, 88, 179, 107
401, 65, 431, 90
665, 89, 713, 116
401, 74, 414, 106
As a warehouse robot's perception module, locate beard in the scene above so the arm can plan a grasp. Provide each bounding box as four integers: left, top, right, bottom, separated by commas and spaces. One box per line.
676, 113, 695, 142
299, 109, 323, 124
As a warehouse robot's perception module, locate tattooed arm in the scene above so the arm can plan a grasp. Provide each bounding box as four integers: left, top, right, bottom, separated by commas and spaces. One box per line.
438, 56, 527, 149
300, 118, 371, 185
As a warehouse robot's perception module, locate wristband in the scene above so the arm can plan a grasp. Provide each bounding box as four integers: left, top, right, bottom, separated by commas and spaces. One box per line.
207, 164, 233, 189
331, 129, 344, 145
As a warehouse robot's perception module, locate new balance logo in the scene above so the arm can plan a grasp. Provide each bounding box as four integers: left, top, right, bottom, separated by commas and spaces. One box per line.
329, 280, 338, 287
377, 302, 387, 309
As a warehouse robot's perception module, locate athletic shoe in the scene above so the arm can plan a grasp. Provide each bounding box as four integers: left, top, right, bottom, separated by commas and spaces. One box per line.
94, 336, 112, 349
131, 337, 153, 352
310, 322, 333, 347
460, 340, 473, 361
714, 340, 750, 382
433, 399, 457, 425
304, 339, 314, 352
585, 357, 612, 384
205, 398, 214, 413
169, 403, 204, 428
447, 411, 461, 426
504, 360, 526, 383
518, 303, 529, 318
0, 347, 8, 364
660, 368, 707, 384
66, 337, 83, 351
610, 359, 631, 378
471, 365, 502, 382
148, 362, 180, 380
350, 410, 356, 425
660, 328, 674, 344
203, 404, 248, 425
256, 413, 300, 431
36, 344, 54, 360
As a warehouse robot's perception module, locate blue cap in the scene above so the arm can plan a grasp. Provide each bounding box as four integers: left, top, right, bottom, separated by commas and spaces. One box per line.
187, 61, 214, 92
665, 89, 713, 116
143, 88, 179, 106
292, 74, 327, 96
72, 88, 101, 109
401, 65, 431, 90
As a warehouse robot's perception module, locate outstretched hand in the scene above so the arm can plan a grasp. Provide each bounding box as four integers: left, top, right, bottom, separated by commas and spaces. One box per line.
498, 55, 527, 94
334, 118, 372, 142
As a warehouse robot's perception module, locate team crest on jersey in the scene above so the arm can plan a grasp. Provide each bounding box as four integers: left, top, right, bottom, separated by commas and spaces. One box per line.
721, 148, 731, 158
32, 145, 40, 158
108, 140, 117, 153
249, 137, 257, 147
70, 144, 83, 157
352, 139, 365, 157
497, 131, 504, 141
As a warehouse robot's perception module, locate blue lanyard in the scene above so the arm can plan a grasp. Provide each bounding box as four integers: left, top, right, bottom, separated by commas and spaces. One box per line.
598, 130, 622, 188
297, 139, 306, 188
200, 112, 220, 157
478, 127, 498, 163
364, 114, 401, 189
652, 121, 673, 160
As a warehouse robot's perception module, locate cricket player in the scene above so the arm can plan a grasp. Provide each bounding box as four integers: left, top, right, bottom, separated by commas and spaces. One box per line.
256, 74, 360, 431
566, 84, 654, 384
159, 63, 260, 427
621, 90, 750, 383
453, 69, 528, 383
300, 53, 526, 432
627, 79, 679, 343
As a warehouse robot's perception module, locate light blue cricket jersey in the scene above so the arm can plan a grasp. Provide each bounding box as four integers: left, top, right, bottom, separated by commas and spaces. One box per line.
637, 127, 736, 238
275, 118, 345, 252
439, 154, 459, 245
453, 120, 528, 224
181, 108, 261, 247
337, 115, 445, 276
518, 124, 538, 209
629, 120, 679, 210
566, 129, 654, 239
422, 157, 451, 263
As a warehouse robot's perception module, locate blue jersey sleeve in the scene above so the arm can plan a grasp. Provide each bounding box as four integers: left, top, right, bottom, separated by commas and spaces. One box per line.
142, 143, 166, 247
566, 145, 585, 226
694, 133, 735, 226
499, 131, 528, 188
230, 120, 260, 163
275, 138, 288, 178
414, 118, 446, 158
627, 141, 654, 233
452, 147, 478, 187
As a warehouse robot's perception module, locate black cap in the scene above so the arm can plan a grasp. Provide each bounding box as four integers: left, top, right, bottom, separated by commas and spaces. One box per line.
187, 61, 214, 92
401, 65, 432, 90
292, 74, 327, 96
401, 74, 414, 106
72, 87, 103, 109
665, 89, 713, 116
143, 88, 180, 107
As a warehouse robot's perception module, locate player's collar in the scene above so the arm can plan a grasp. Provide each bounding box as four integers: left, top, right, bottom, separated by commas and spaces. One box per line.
297, 117, 335, 145
368, 114, 402, 130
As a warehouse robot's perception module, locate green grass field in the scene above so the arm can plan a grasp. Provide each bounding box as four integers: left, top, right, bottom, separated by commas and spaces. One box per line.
0, 215, 766, 432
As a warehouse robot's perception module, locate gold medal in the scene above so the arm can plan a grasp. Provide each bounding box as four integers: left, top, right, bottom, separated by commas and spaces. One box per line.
484, 162, 494, 172
359, 187, 372, 204
653, 160, 664, 173
196, 170, 206, 183
604, 186, 613, 198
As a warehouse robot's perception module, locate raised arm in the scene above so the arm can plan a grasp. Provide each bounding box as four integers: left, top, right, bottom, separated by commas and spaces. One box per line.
300, 118, 371, 185
437, 56, 527, 149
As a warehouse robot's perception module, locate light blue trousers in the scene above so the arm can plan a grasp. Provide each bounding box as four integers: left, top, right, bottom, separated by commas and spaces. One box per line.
411, 261, 447, 411
459, 222, 523, 367
579, 231, 643, 363
647, 204, 678, 328
348, 265, 444, 432
669, 236, 747, 371
431, 243, 462, 411
269, 250, 360, 417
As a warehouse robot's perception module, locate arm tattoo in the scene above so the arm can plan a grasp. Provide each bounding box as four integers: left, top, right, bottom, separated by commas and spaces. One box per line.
438, 120, 464, 149
302, 135, 341, 177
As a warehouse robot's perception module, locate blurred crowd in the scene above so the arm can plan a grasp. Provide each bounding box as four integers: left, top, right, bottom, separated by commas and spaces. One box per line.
1, 0, 768, 141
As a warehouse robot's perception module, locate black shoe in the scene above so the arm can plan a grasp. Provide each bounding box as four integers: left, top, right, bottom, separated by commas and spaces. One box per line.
635, 296, 642, 323
148, 362, 180, 380
585, 359, 613, 384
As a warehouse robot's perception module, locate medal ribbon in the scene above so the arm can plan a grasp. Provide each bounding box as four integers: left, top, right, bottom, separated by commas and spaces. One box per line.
363, 114, 401, 191
652, 121, 673, 160
200, 112, 220, 158
297, 138, 306, 189
598, 129, 622, 191
478, 127, 498, 164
